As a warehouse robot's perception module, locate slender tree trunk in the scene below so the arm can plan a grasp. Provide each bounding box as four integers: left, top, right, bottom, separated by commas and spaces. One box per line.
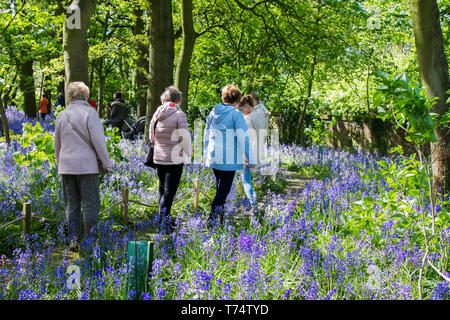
0, 94, 11, 145
118, 60, 127, 95
89, 64, 94, 92
366, 63, 375, 153
144, 0, 174, 143
44, 74, 52, 104
93, 10, 110, 117
63, 0, 97, 93
0, 103, 10, 144
175, 0, 197, 110
411, 0, 450, 194
19, 55, 36, 118
296, 50, 317, 143
57, 76, 65, 97
134, 5, 149, 119
1, 73, 19, 144
39, 71, 45, 102
97, 73, 105, 117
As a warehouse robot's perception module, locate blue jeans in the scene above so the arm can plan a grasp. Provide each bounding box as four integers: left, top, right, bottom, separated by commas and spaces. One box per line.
240, 167, 257, 207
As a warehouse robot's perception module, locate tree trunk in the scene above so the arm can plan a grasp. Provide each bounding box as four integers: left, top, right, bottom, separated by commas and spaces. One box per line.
89, 64, 95, 92
175, 0, 197, 110
134, 5, 149, 119
63, 0, 97, 93
144, 0, 174, 143
0, 103, 9, 144
296, 51, 317, 143
57, 76, 65, 97
411, 0, 450, 194
1, 72, 19, 144
366, 63, 374, 153
44, 74, 52, 105
19, 55, 36, 118
97, 73, 105, 117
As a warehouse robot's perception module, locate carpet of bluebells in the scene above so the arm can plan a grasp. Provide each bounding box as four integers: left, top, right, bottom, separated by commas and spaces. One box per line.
0, 106, 449, 300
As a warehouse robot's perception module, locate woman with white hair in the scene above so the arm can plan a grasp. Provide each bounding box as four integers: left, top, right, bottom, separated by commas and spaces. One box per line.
54, 81, 114, 250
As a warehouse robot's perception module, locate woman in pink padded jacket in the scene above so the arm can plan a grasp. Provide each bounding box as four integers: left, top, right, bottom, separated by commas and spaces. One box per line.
149, 86, 192, 233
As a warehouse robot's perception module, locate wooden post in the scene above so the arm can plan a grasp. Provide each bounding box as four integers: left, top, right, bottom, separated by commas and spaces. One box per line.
121, 187, 129, 224
193, 178, 200, 211
22, 202, 31, 236
237, 180, 243, 200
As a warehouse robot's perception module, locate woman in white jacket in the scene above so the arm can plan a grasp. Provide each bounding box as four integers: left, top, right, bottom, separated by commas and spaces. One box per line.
54, 81, 114, 250
236, 95, 267, 208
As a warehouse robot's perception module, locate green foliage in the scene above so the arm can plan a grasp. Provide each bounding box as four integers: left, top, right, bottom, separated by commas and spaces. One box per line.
375, 72, 438, 146
344, 195, 385, 241
304, 118, 336, 146
12, 122, 55, 170
104, 126, 125, 164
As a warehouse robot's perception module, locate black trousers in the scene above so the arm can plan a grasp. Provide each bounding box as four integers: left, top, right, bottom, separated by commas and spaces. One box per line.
210, 169, 236, 222
156, 164, 184, 218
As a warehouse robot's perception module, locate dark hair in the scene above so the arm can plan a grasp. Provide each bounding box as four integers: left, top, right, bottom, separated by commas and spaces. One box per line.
114, 91, 122, 100
222, 85, 242, 104
237, 95, 255, 111
250, 93, 260, 103
42, 93, 47, 98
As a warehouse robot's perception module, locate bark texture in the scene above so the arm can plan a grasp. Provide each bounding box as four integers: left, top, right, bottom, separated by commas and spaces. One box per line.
63, 0, 97, 92
144, 0, 174, 143
411, 0, 450, 193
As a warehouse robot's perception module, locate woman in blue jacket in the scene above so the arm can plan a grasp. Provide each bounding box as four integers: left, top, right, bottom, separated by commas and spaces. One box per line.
204, 85, 255, 227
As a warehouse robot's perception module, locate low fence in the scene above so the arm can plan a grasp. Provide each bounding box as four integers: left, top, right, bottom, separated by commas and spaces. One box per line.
322, 118, 430, 155
0, 202, 60, 236
0, 178, 214, 235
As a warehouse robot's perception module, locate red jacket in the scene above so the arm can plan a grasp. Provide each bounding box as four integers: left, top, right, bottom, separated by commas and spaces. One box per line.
39, 97, 49, 114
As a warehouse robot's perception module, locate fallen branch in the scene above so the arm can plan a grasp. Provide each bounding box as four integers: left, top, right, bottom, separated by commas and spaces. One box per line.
427, 258, 450, 282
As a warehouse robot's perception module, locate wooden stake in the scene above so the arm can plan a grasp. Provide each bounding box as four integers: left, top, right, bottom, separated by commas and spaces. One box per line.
121, 188, 129, 224
193, 178, 200, 211
22, 202, 31, 236
237, 180, 243, 200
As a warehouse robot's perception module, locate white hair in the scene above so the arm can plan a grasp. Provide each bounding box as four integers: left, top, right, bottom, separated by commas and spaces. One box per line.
160, 86, 182, 104
67, 81, 90, 102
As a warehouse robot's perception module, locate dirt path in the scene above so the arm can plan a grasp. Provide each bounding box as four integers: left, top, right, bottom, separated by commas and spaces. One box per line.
284, 170, 312, 195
